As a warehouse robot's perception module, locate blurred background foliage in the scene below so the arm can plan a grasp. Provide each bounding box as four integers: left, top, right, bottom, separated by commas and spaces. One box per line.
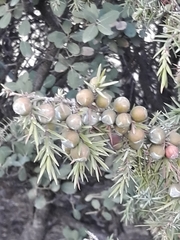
0, 0, 180, 240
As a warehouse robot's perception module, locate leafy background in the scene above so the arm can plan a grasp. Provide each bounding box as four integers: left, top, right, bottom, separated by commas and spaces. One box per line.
0, 0, 180, 240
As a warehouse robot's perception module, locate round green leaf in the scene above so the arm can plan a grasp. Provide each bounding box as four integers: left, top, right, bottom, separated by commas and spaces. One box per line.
84, 3, 99, 22
91, 199, 100, 210
48, 31, 68, 48
71, 230, 79, 240
0, 168, 4, 178
70, 31, 83, 42
50, 0, 66, 17
27, 188, 37, 200
0, 5, 8, 17
13, 4, 23, 19
72, 62, 89, 73
47, 31, 59, 42
131, 36, 141, 47
109, 41, 118, 53
59, 164, 71, 179
124, 22, 137, 38
61, 181, 77, 194
18, 71, 29, 81
18, 19, 31, 36
82, 24, 98, 43
10, 0, 19, 7
55, 62, 68, 72
50, 181, 60, 192
67, 42, 80, 55
40, 86, 46, 95
65, 89, 78, 99
103, 198, 115, 210
62, 20, 72, 34
98, 10, 119, 25
0, 146, 12, 165
43, 74, 56, 88
102, 211, 112, 221
83, 9, 98, 23
0, 11, 11, 28
139, 29, 147, 38
97, 24, 113, 35
16, 78, 33, 93
4, 82, 17, 91
3, 153, 17, 168
20, 41, 33, 58
18, 155, 30, 165
18, 167, 27, 181
62, 227, 72, 239
34, 195, 47, 209
72, 209, 81, 220
67, 69, 84, 89
51, 86, 58, 94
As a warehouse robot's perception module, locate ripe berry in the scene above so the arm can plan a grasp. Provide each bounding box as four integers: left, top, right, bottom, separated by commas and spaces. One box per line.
165, 145, 179, 159
95, 92, 112, 108
82, 108, 99, 126
128, 127, 145, 143
37, 103, 55, 124
115, 113, 131, 128
130, 106, 148, 122
101, 109, 116, 125
169, 183, 180, 198
113, 96, 130, 113
149, 144, 165, 160
70, 143, 90, 161
76, 89, 94, 107
13, 97, 32, 116
61, 129, 80, 148
111, 133, 123, 150
66, 113, 82, 130
168, 131, 180, 146
149, 127, 165, 145
55, 103, 71, 121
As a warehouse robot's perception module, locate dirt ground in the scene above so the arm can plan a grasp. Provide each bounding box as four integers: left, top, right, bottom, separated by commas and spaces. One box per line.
0, 177, 153, 240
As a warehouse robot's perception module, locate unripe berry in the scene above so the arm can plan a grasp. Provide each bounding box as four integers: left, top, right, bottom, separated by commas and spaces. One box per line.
149, 127, 165, 145
113, 96, 130, 113
149, 144, 165, 160
114, 126, 129, 135
95, 92, 112, 108
165, 145, 179, 159
13, 97, 32, 116
168, 131, 180, 146
130, 106, 148, 122
115, 113, 131, 128
82, 108, 99, 126
129, 140, 143, 150
89, 76, 98, 89
55, 103, 71, 121
76, 89, 94, 107
101, 109, 116, 125
66, 114, 82, 130
128, 127, 145, 143
70, 143, 90, 161
169, 183, 180, 198
61, 144, 71, 154
61, 129, 80, 148
37, 103, 55, 124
